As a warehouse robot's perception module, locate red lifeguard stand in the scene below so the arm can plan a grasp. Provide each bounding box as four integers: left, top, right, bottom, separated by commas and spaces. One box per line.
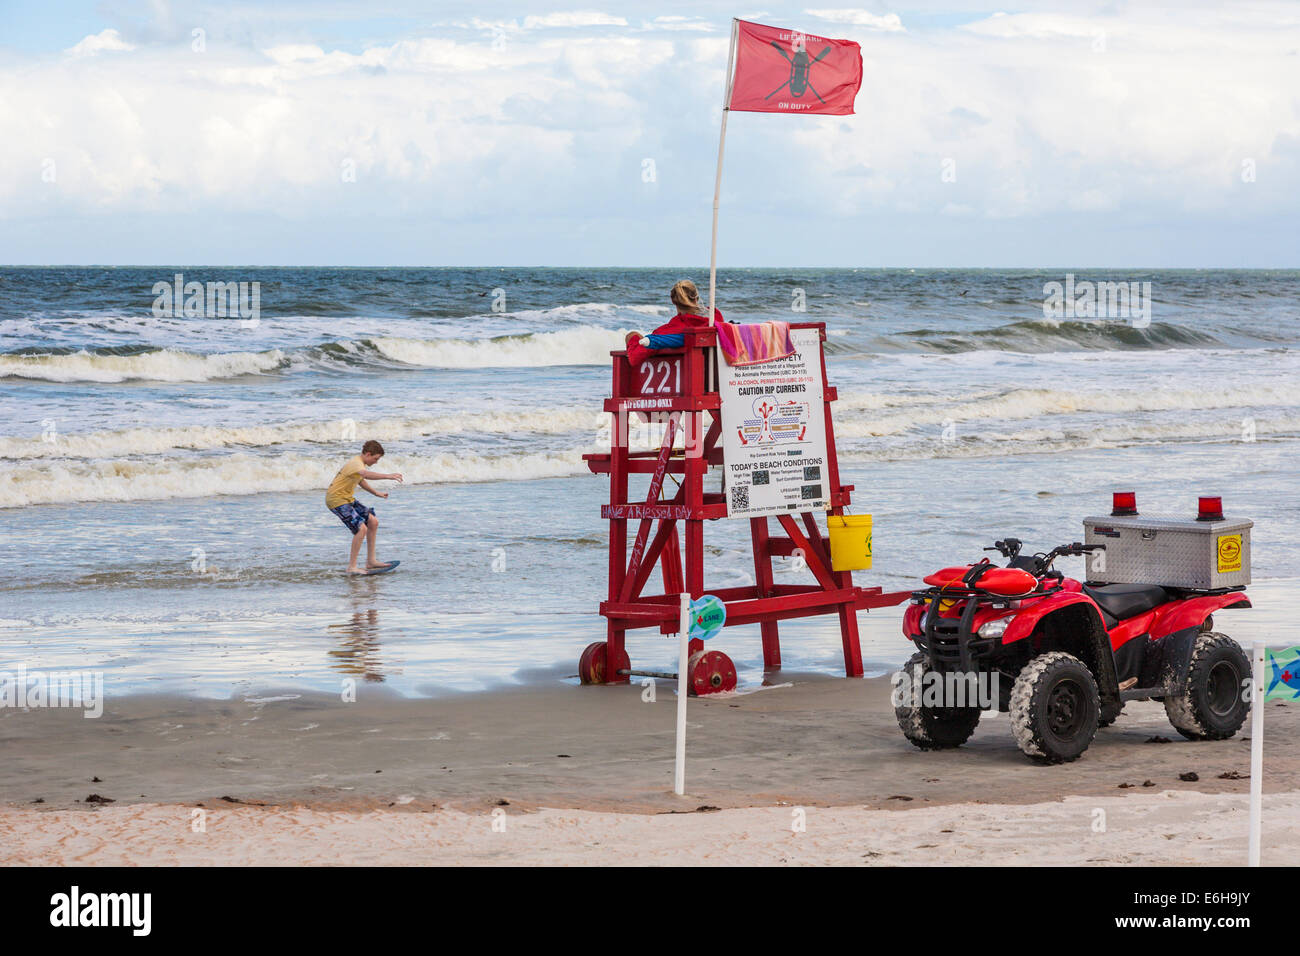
581, 322, 909, 694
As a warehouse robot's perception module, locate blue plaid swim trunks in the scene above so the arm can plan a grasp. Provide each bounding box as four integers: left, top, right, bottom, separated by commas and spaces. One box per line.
330, 500, 375, 534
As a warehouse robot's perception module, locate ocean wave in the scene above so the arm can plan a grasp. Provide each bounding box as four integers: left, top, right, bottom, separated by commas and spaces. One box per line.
0, 450, 593, 507
888, 319, 1222, 353
367, 326, 625, 368
2, 315, 1270, 386
838, 414, 1300, 460
834, 385, 1300, 437
5, 410, 1296, 507
7, 369, 1294, 466
1, 409, 607, 460
1, 326, 628, 383
0, 348, 288, 383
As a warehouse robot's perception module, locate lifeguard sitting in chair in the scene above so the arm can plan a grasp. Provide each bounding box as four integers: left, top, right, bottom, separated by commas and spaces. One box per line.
624, 279, 729, 365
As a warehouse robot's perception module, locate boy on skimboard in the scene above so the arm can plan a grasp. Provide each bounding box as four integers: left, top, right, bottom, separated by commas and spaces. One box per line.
326, 440, 403, 574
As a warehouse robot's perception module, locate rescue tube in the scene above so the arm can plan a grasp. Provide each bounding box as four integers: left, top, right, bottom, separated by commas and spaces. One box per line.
922, 564, 1038, 596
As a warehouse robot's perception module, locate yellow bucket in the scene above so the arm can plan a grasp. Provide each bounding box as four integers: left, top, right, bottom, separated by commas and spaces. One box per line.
827, 514, 873, 571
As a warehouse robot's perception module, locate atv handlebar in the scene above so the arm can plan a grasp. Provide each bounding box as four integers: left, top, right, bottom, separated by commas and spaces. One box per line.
984, 539, 1105, 576
1057, 541, 1106, 556
984, 537, 1024, 559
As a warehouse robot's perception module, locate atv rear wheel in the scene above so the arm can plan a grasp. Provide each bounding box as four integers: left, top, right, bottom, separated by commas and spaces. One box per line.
1165, 632, 1250, 741
1010, 651, 1100, 764
894, 653, 982, 750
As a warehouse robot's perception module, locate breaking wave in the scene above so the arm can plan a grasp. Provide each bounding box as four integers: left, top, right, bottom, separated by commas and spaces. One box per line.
0, 450, 593, 507
1, 409, 606, 461
886, 319, 1223, 353
1, 326, 627, 383
834, 384, 1300, 437
367, 326, 624, 368
6, 411, 1296, 507
0, 347, 289, 383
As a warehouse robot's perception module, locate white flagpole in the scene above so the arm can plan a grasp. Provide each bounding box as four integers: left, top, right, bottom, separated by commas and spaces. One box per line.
1249, 641, 1264, 866
674, 591, 690, 795
707, 18, 740, 328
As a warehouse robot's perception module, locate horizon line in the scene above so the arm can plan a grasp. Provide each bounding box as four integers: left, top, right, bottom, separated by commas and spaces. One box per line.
2, 264, 1296, 271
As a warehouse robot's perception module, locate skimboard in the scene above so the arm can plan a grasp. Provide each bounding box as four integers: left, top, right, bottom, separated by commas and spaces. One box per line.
347, 560, 400, 576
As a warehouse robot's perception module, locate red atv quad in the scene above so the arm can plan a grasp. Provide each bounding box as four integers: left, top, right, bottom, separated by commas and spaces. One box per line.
896, 535, 1252, 763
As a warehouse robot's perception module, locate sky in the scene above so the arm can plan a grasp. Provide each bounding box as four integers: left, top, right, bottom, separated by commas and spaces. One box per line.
1, 0, 1297, 267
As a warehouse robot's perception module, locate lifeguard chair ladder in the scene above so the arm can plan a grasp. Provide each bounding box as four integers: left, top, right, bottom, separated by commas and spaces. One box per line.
581, 322, 908, 694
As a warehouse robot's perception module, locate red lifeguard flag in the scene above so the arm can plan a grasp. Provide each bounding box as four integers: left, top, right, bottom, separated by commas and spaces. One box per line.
727, 20, 862, 115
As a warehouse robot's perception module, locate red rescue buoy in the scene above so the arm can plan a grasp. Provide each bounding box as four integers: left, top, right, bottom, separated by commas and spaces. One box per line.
921, 565, 1037, 596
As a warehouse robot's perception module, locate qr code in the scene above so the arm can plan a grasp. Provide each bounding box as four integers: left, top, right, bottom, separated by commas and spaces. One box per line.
730, 485, 750, 511
752, 470, 770, 486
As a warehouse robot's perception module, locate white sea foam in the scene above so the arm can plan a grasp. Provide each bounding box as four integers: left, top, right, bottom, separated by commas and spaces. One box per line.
0, 326, 629, 383
839, 414, 1300, 461
0, 348, 288, 384
834, 385, 1300, 437
370, 326, 627, 368
6, 406, 1295, 507
1, 409, 606, 460
0, 450, 593, 507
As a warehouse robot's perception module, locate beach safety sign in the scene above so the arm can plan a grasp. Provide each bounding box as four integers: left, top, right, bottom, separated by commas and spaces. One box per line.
719, 327, 829, 518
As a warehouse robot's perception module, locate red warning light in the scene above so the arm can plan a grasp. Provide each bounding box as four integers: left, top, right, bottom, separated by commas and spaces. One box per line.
1197, 496, 1224, 521
1111, 492, 1138, 516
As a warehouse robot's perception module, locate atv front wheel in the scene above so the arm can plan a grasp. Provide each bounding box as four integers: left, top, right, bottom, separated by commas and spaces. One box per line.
1165, 632, 1250, 741
1098, 699, 1123, 728
894, 653, 982, 750
1010, 652, 1100, 763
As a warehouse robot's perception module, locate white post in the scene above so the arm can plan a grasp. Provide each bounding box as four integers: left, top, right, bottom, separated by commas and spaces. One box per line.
707, 19, 740, 328
1248, 641, 1264, 867
674, 591, 691, 795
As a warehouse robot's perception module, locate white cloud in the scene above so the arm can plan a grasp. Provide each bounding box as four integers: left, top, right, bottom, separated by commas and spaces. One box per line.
644, 16, 714, 32
962, 12, 1105, 40
521, 11, 628, 29
1, 29, 685, 221
805, 9, 905, 32
5, 2, 1298, 259
262, 44, 326, 65
65, 28, 136, 58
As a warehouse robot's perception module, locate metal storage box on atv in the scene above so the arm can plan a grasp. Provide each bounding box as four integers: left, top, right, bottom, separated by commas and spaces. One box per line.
1083, 514, 1251, 590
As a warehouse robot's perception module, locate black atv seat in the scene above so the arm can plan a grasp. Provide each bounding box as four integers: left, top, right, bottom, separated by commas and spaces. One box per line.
1083, 583, 1169, 622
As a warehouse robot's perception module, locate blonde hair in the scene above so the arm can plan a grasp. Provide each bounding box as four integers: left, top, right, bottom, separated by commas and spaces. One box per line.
669, 279, 708, 316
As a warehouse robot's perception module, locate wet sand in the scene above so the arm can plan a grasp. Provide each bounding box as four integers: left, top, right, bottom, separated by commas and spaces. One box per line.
1, 674, 1296, 864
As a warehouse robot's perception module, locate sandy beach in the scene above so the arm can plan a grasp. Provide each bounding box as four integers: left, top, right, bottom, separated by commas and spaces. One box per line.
3, 674, 1296, 865
7, 791, 1298, 866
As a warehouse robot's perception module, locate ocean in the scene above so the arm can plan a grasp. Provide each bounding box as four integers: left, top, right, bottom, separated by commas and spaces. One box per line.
3, 266, 1297, 696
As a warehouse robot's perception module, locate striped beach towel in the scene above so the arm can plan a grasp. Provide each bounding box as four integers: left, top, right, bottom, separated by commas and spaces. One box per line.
714, 320, 796, 366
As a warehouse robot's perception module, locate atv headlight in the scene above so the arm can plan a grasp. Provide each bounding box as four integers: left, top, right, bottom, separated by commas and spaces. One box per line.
977, 617, 1010, 639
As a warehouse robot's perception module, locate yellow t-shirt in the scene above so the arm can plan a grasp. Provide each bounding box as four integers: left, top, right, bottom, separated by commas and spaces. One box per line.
326, 456, 366, 509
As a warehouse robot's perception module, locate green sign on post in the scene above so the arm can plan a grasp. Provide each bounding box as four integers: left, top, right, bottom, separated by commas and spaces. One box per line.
1266, 647, 1300, 701
689, 594, 727, 641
